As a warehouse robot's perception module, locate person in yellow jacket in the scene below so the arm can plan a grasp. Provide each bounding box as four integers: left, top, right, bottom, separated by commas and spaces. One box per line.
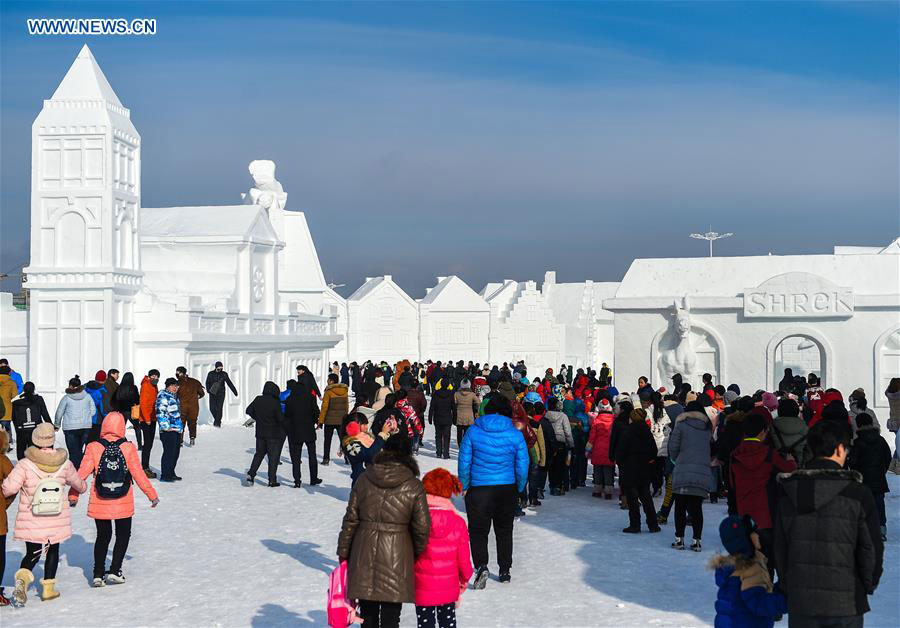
0, 367, 18, 441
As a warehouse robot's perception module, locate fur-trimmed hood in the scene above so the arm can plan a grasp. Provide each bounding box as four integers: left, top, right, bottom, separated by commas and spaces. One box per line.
24, 446, 69, 472
675, 410, 711, 429
778, 465, 862, 513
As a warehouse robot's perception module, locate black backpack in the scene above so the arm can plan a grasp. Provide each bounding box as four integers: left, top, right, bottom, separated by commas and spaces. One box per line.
95, 438, 132, 499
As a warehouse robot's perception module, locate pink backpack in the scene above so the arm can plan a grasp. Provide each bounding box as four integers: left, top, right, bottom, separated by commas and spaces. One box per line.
327, 561, 359, 627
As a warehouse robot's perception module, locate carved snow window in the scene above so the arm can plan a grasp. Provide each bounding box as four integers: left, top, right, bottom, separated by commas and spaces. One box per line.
251, 266, 265, 303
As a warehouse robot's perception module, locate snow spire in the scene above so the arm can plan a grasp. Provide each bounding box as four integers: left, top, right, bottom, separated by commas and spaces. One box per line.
49, 43, 124, 107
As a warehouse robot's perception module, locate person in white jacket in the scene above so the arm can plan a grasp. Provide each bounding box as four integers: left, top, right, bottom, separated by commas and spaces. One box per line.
545, 397, 574, 495
53, 376, 96, 469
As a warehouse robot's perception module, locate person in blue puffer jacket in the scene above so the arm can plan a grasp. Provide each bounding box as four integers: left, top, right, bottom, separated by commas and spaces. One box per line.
458, 394, 529, 590
710, 516, 786, 628
84, 370, 108, 441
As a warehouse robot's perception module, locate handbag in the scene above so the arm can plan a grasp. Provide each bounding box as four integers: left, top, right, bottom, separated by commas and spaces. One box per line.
327, 560, 360, 627
887, 417, 899, 433
131, 405, 140, 420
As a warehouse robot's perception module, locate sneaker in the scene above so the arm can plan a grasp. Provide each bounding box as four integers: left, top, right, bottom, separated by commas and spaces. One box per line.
309, 478, 323, 486
472, 566, 489, 590
671, 537, 685, 550
105, 571, 126, 585
244, 475, 255, 486
143, 468, 157, 479
498, 571, 511, 583
622, 526, 641, 534
173, 475, 183, 481
268, 481, 281, 488
690, 539, 702, 552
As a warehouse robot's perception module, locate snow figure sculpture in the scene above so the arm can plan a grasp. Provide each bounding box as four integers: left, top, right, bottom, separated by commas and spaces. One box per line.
658, 296, 698, 385
242, 159, 287, 214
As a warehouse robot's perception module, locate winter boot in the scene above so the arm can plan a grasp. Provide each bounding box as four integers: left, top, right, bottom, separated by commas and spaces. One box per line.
40, 579, 60, 602
472, 566, 489, 590
622, 526, 641, 534
671, 537, 685, 550
143, 468, 157, 479
12, 568, 34, 606
690, 539, 702, 552
321, 458, 330, 466
244, 474, 255, 486
268, 481, 281, 488
105, 571, 126, 585
498, 570, 511, 583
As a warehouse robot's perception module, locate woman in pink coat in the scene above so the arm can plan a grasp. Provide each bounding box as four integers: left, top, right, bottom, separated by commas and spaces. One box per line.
1, 422, 86, 605
586, 399, 616, 499
414, 468, 473, 628
73, 412, 158, 587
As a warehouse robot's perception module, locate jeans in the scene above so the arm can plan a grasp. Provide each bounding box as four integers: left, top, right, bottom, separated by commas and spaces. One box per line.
209, 394, 225, 426
465, 484, 517, 571
322, 425, 340, 461
64, 428, 91, 470
249, 436, 285, 483
624, 481, 658, 529
359, 600, 401, 628
434, 424, 451, 458
288, 439, 318, 483
140, 421, 156, 470
415, 603, 457, 628
159, 430, 182, 479
21, 542, 59, 579
94, 517, 132, 576
674, 493, 704, 540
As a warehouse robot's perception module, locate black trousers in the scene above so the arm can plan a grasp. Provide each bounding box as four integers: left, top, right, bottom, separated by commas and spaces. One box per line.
464, 484, 517, 571
569, 432, 587, 487
209, 394, 225, 426
21, 542, 59, 579
674, 493, 704, 540
624, 481, 658, 528
287, 438, 318, 483
788, 615, 863, 628
63, 428, 91, 470
94, 517, 132, 577
548, 449, 568, 489
359, 600, 401, 628
1, 534, 5, 590
416, 603, 457, 628
140, 421, 156, 470
434, 424, 451, 458
89, 422, 102, 442
456, 425, 469, 447
128, 419, 143, 449
15, 428, 35, 460
249, 436, 285, 482
322, 425, 340, 461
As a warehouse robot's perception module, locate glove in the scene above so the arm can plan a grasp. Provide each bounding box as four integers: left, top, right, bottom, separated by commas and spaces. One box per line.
150, 498, 159, 508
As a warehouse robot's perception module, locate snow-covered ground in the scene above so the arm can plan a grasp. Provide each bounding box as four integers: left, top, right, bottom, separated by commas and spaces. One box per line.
2, 424, 898, 627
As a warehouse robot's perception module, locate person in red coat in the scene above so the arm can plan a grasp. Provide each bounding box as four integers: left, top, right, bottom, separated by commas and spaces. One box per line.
414, 469, 473, 628
730, 410, 796, 572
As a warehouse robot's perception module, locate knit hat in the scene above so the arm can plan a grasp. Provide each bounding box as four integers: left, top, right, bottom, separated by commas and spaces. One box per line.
719, 516, 753, 558
32, 422, 56, 448
215, 361, 224, 368
724, 390, 739, 406
761, 391, 778, 412
422, 468, 463, 498
598, 398, 612, 411
727, 384, 741, 396
94, 369, 107, 383
460, 379, 471, 390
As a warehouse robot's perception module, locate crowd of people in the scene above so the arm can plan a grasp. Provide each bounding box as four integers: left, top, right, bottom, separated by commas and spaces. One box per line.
0, 354, 896, 628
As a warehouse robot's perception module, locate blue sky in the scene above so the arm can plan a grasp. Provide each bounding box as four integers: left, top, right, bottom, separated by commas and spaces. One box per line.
1, 1, 897, 295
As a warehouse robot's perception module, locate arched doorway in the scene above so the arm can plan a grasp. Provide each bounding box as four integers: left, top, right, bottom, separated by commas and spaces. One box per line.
767, 329, 831, 391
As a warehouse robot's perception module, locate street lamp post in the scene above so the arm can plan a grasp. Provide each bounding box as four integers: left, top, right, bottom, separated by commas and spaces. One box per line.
689, 226, 733, 257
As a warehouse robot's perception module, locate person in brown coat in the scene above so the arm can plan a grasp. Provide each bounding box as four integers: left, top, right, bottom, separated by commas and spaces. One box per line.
0, 428, 16, 606
319, 374, 349, 465
337, 434, 430, 628
175, 366, 205, 447
454, 380, 481, 446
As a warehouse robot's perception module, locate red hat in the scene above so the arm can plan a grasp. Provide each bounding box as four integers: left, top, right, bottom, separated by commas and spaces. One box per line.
95, 370, 107, 383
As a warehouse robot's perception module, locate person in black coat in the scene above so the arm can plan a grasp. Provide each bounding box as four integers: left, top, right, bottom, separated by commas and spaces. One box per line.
848, 412, 892, 539
11, 382, 52, 459
616, 408, 660, 533
608, 400, 633, 509
428, 386, 456, 459
206, 362, 238, 428
340, 363, 350, 386
284, 378, 322, 487
245, 381, 287, 487
775, 420, 884, 624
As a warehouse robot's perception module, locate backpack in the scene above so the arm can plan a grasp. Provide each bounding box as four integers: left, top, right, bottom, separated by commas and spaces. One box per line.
327, 560, 359, 627
209, 376, 224, 396
95, 438, 132, 499
32, 469, 66, 516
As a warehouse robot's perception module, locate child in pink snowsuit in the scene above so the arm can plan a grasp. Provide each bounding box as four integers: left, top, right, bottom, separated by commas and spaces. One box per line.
414, 468, 474, 628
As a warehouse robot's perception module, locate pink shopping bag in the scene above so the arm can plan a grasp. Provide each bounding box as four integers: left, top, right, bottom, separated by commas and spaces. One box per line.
327, 560, 360, 627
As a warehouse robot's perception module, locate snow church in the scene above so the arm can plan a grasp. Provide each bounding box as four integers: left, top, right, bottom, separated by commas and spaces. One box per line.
2, 45, 899, 421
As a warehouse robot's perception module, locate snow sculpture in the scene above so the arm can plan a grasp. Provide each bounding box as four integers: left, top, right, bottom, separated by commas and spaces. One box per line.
658, 296, 698, 384
242, 159, 287, 213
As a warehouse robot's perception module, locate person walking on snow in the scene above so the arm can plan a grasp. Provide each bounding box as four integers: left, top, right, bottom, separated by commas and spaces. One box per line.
0, 429, 15, 607
54, 376, 96, 470
155, 378, 183, 482
205, 361, 238, 428
138, 370, 160, 478
2, 422, 86, 605
175, 366, 204, 447
11, 382, 52, 460
71, 412, 158, 586
245, 382, 287, 487
319, 373, 349, 465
